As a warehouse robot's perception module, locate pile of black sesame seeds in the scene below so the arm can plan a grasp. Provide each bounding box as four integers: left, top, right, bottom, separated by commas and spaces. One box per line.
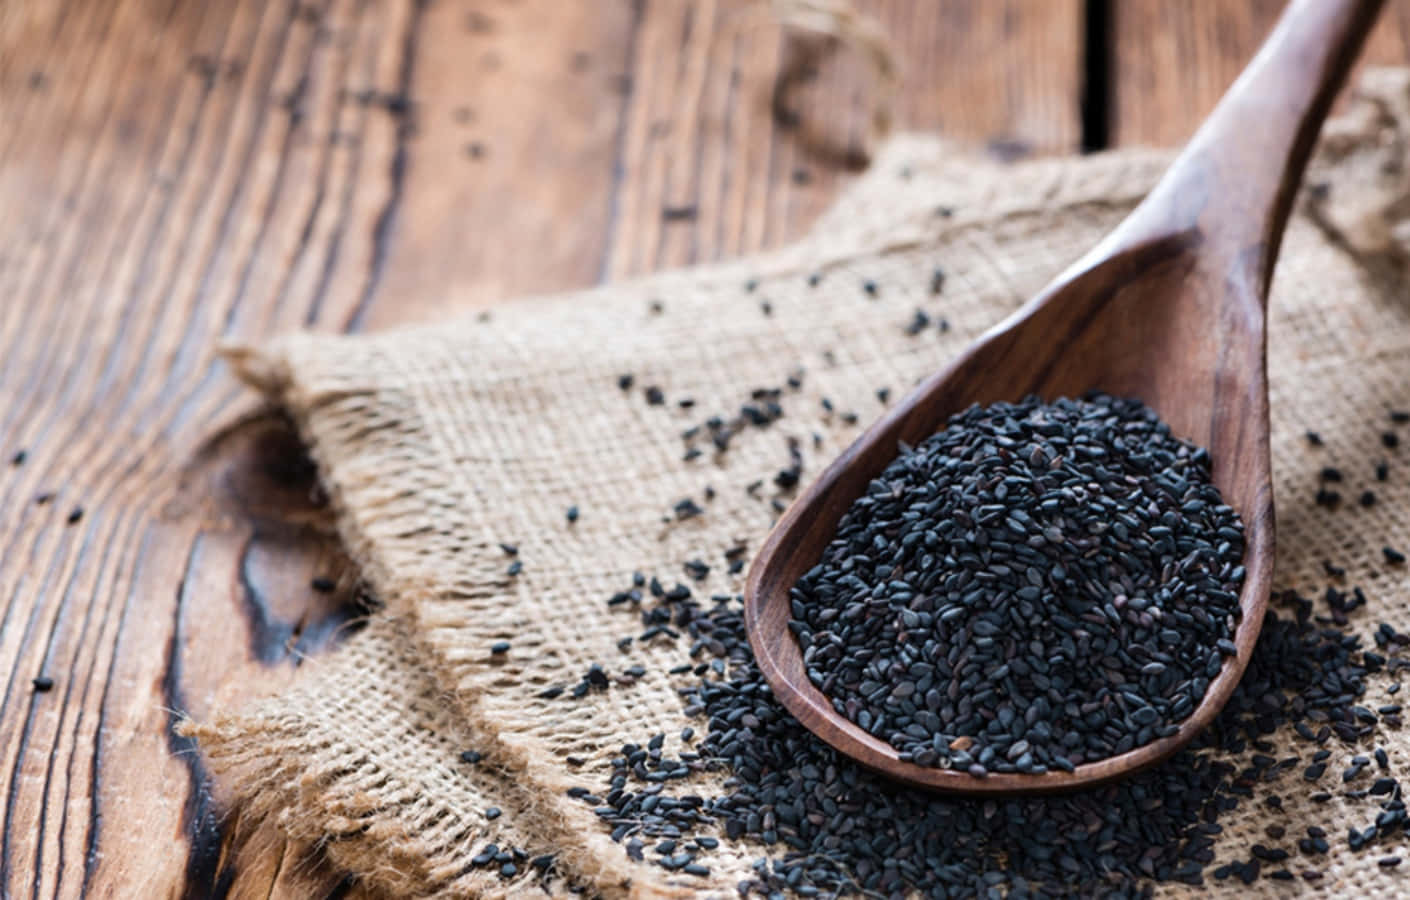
790, 393, 1246, 774
566, 570, 1401, 896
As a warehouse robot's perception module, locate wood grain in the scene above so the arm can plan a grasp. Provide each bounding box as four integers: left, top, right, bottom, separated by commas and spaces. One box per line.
1109, 0, 1410, 148
0, 0, 1082, 896
745, 0, 1380, 794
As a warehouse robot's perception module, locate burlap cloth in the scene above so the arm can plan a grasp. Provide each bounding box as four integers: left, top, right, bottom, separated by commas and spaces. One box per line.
189, 69, 1410, 898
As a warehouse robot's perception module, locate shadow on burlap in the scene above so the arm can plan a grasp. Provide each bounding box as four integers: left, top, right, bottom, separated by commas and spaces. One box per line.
185, 69, 1410, 898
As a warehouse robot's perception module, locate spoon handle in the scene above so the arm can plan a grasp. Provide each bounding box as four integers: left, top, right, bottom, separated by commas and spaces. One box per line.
1099, 0, 1383, 303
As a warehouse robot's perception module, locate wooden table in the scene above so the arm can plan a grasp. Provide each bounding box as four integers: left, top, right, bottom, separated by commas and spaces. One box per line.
3, 1, 1409, 896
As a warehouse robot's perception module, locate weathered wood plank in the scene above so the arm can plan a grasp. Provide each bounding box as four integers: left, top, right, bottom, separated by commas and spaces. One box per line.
1110, 0, 1410, 148
0, 1, 1082, 896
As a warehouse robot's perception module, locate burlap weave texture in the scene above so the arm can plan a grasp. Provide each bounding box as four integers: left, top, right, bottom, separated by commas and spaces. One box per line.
191, 69, 1410, 898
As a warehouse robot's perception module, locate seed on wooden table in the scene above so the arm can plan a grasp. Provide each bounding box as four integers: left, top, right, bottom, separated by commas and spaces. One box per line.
32, 676, 53, 692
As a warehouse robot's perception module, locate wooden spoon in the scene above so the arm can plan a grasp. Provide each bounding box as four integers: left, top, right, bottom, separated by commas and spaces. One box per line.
744, 0, 1384, 794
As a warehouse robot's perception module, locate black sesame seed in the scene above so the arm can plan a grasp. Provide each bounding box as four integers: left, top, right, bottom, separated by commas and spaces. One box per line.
490, 641, 511, 655
566, 505, 579, 523
10, 450, 25, 466
903, 309, 930, 335
460, 750, 482, 764
310, 576, 335, 593
1384, 431, 1399, 448
1306, 431, 1324, 446
66, 507, 83, 524
507, 560, 523, 576
645, 386, 665, 405
862, 280, 878, 297
485, 807, 502, 820
618, 374, 635, 391
1384, 546, 1406, 565
929, 267, 946, 295
31, 676, 53, 693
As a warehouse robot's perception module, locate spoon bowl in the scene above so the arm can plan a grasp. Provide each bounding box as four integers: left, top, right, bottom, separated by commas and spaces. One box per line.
744, 0, 1383, 793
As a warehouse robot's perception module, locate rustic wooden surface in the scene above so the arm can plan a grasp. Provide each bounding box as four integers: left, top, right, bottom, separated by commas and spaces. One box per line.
0, 1, 1401, 896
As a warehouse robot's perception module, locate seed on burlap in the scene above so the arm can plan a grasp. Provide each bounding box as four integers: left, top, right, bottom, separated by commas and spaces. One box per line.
566, 505, 579, 523
645, 386, 665, 406
506, 560, 523, 576
1306, 431, 1324, 446
1384, 546, 1406, 564
490, 641, 511, 655
1383, 432, 1399, 449
618, 374, 634, 390
460, 750, 482, 764
789, 393, 1245, 771
930, 267, 946, 294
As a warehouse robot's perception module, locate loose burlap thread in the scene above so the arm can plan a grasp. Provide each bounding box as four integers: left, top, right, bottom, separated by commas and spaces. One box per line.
189, 69, 1410, 898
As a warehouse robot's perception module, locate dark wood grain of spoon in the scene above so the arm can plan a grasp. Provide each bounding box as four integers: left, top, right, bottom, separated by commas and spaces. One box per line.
744, 0, 1384, 794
